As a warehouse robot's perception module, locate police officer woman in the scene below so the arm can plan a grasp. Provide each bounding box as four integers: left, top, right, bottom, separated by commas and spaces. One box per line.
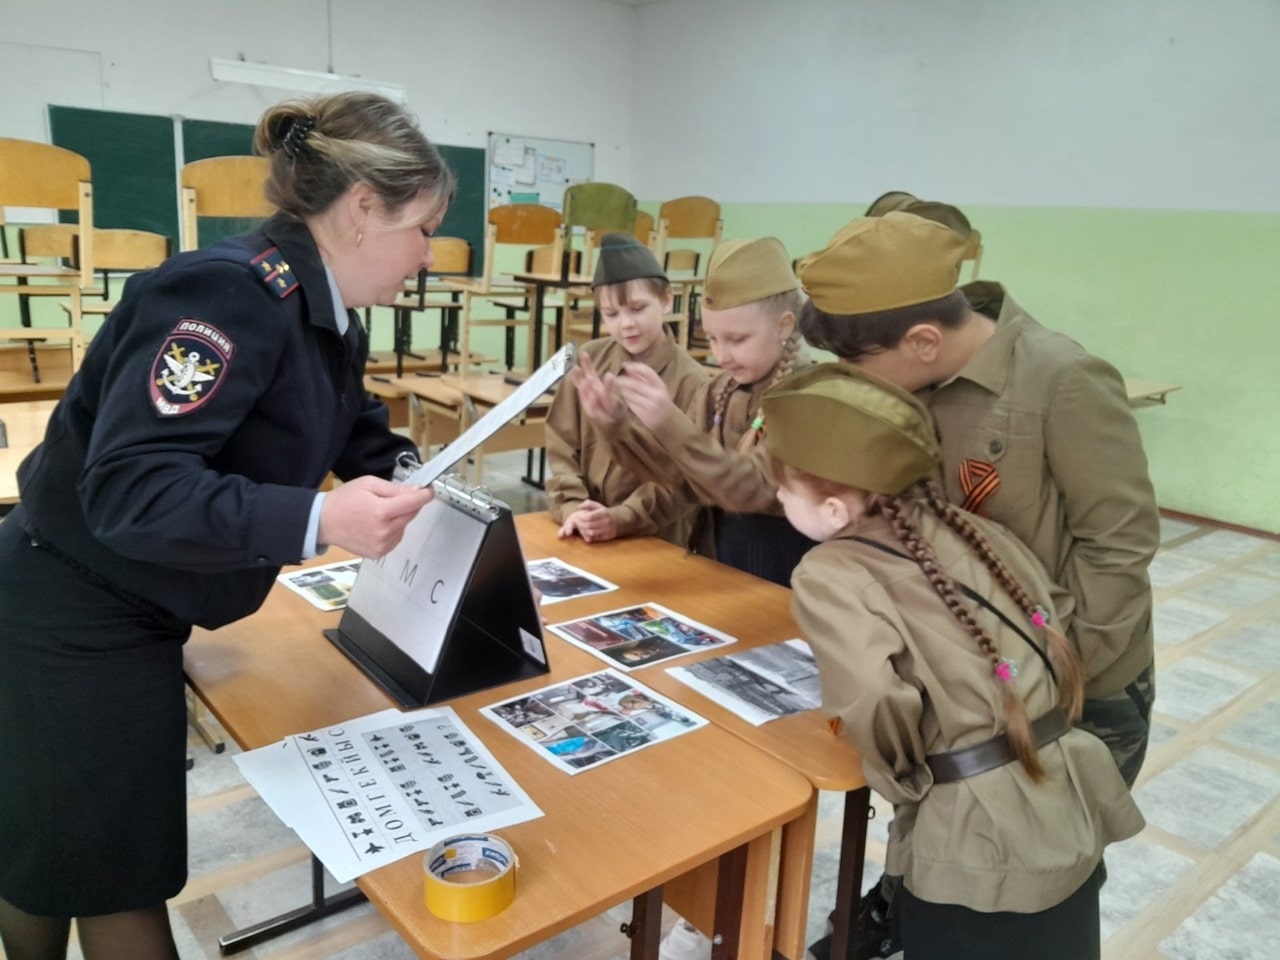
0, 92, 448, 959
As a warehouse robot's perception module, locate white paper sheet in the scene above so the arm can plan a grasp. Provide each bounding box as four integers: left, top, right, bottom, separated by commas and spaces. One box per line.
235, 707, 542, 883
406, 344, 575, 489
667, 639, 822, 726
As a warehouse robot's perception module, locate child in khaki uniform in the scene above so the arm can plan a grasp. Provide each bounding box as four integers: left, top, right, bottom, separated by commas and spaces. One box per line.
796, 210, 1159, 960
545, 233, 708, 545
762, 363, 1144, 960
571, 236, 815, 586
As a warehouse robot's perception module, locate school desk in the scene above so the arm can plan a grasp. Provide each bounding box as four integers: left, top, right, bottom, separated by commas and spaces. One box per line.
0, 343, 73, 401
183, 551, 811, 960
1124, 377, 1182, 409
507, 267, 595, 369
513, 513, 869, 960
390, 372, 555, 488
0, 398, 58, 505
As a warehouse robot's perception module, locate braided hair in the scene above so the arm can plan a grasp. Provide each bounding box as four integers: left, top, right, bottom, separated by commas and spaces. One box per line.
871, 482, 1085, 782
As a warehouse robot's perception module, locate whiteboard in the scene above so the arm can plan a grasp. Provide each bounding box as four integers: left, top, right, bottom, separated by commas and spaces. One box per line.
487, 132, 594, 212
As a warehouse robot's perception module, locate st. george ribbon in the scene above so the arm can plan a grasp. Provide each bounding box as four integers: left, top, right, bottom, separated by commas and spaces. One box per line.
405, 343, 576, 489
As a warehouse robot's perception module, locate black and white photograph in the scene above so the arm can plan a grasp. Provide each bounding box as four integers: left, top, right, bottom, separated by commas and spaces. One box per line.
668, 639, 823, 726
525, 557, 619, 604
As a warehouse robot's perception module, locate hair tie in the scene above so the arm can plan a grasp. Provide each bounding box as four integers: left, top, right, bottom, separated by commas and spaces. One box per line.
994, 658, 1019, 683
1030, 605, 1049, 628
279, 115, 316, 159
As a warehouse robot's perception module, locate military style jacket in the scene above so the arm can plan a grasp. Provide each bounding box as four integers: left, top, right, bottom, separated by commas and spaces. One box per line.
545, 333, 707, 543
927, 283, 1159, 698
17, 215, 414, 628
792, 503, 1144, 914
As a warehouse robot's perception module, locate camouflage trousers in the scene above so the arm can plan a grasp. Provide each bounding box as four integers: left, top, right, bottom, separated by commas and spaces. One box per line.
1077, 663, 1155, 787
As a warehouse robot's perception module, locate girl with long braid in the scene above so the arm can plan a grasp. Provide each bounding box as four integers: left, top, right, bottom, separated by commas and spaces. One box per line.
571, 236, 817, 587
760, 363, 1143, 960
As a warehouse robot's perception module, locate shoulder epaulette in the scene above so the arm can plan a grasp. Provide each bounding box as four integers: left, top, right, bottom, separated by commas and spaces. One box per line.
249, 245, 299, 299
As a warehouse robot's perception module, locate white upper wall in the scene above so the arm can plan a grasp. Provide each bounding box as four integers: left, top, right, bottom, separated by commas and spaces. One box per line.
632, 0, 1280, 210
3, 0, 1277, 211
0, 0, 638, 184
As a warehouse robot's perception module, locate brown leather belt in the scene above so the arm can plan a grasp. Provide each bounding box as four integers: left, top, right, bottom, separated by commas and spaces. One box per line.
926, 708, 1070, 784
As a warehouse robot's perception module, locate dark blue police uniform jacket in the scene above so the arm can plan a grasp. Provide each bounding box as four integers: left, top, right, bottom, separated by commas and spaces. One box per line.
16, 214, 415, 628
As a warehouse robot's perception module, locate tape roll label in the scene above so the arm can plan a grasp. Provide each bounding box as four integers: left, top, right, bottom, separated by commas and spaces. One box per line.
424, 833, 518, 922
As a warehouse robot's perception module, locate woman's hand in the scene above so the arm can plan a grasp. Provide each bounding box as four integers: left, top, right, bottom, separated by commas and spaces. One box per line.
571, 352, 623, 423
614, 362, 677, 431
557, 500, 619, 543
318, 476, 435, 557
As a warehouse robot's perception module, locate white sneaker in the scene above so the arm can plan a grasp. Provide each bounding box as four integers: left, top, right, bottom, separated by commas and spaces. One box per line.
659, 920, 712, 960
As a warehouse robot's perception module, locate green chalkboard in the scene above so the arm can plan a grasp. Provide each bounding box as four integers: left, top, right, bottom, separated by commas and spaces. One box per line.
48, 106, 485, 275
48, 105, 178, 243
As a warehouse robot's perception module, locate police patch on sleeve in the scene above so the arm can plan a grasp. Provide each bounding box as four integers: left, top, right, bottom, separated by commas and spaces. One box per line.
149, 319, 235, 417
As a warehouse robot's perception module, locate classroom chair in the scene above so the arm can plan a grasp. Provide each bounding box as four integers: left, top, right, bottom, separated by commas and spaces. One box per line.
386, 236, 474, 375
654, 195, 722, 266
178, 155, 273, 252
562, 181, 639, 276
633, 209, 658, 250
59, 228, 172, 350
0, 138, 96, 381
450, 203, 564, 373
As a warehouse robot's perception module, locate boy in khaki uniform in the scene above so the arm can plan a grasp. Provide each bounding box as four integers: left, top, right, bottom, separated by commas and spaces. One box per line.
796, 211, 1158, 960
762, 363, 1144, 960
545, 233, 708, 545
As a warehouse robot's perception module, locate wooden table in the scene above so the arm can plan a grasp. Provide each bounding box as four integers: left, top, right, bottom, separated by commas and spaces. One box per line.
513, 513, 869, 960
509, 269, 594, 369
185, 549, 811, 960
0, 398, 59, 505
1125, 378, 1182, 408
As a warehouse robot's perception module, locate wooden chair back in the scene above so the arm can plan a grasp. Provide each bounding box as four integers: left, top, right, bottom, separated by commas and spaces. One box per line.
654, 195, 722, 270
664, 249, 700, 274
73, 228, 171, 300
563, 183, 637, 274
0, 138, 95, 287
633, 210, 657, 249
429, 236, 473, 277
179, 155, 274, 251
481, 204, 564, 285
18, 225, 78, 262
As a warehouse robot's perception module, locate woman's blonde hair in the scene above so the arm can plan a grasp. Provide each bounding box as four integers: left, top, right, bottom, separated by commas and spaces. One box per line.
253, 91, 455, 221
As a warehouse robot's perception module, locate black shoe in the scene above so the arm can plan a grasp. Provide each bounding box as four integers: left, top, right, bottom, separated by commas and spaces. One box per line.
805, 885, 902, 960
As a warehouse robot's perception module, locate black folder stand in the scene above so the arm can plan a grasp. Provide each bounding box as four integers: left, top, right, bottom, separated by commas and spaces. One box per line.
324, 477, 549, 707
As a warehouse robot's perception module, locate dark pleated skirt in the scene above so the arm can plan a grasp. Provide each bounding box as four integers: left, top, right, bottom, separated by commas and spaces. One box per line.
0, 510, 191, 916
713, 510, 818, 587
897, 862, 1105, 960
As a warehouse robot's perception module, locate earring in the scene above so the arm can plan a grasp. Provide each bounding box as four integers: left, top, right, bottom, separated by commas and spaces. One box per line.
356, 230, 364, 246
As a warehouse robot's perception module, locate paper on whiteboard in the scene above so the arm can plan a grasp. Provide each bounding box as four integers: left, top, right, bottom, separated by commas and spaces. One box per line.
406, 343, 576, 488
493, 138, 526, 166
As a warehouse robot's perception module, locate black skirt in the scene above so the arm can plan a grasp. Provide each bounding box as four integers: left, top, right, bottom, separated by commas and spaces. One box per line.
713, 510, 817, 587
0, 510, 191, 916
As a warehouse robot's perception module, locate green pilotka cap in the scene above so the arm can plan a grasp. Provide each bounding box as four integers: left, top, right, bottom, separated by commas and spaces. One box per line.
864, 190, 974, 239
796, 212, 969, 315
702, 237, 798, 310
592, 233, 667, 288
762, 363, 940, 495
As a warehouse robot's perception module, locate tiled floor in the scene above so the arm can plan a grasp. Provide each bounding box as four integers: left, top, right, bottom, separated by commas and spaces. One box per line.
14, 452, 1279, 960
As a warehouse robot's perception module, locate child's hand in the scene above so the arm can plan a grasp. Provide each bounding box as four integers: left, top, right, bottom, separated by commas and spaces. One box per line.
614, 362, 677, 431
557, 500, 619, 543
571, 352, 623, 423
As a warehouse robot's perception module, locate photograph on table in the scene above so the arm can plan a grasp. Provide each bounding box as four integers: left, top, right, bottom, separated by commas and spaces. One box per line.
548, 602, 736, 671
277, 559, 364, 611
668, 639, 823, 726
481, 669, 706, 775
525, 557, 619, 604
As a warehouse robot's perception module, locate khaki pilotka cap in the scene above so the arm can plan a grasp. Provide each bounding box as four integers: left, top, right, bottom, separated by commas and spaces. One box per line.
796, 212, 969, 315
702, 237, 798, 310
592, 233, 667, 288
763, 363, 940, 495
863, 190, 974, 239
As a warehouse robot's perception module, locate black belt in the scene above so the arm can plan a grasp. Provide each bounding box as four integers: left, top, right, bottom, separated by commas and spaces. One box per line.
926, 708, 1070, 784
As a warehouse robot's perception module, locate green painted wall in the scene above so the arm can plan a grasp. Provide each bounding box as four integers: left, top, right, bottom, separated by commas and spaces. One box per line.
712, 202, 1280, 534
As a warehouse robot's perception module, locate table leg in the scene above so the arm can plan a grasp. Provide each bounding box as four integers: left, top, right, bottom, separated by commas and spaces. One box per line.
773, 792, 819, 959
710, 841, 749, 960
217, 854, 366, 954
829, 786, 871, 960
531, 284, 546, 369
624, 886, 664, 960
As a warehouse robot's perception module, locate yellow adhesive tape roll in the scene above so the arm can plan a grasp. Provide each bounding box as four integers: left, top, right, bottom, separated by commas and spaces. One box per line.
423, 833, 518, 922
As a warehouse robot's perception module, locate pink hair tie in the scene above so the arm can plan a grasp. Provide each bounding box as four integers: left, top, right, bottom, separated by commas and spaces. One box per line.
1030, 605, 1049, 628
995, 658, 1019, 683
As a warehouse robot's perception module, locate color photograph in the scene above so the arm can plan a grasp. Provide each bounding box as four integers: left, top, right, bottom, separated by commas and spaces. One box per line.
548, 602, 736, 671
